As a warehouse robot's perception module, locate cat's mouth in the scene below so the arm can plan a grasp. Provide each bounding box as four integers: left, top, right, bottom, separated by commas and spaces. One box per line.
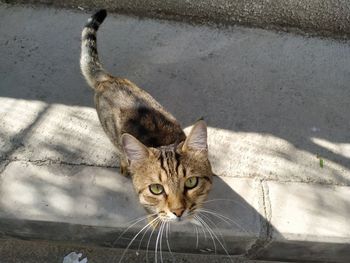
157, 209, 194, 224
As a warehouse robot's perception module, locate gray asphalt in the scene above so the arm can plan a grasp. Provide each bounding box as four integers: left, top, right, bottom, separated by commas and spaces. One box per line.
6, 0, 350, 38
0, 239, 288, 263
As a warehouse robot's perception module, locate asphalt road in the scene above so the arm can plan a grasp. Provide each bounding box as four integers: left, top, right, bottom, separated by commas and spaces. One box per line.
0, 239, 288, 263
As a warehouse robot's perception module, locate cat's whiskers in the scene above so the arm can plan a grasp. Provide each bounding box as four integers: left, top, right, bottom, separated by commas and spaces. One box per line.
158, 221, 164, 263
195, 215, 233, 262
186, 208, 198, 218
200, 213, 227, 249
203, 198, 250, 211
137, 216, 158, 253
113, 213, 156, 246
160, 221, 167, 263
198, 209, 232, 226
194, 224, 199, 249
150, 219, 173, 263
193, 215, 207, 241
118, 216, 160, 263
165, 222, 174, 258
195, 215, 217, 253
146, 219, 159, 263
198, 208, 251, 234
154, 221, 164, 263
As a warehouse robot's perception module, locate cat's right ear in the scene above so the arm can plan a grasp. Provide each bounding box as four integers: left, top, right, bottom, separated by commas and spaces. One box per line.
182, 120, 208, 152
121, 134, 149, 162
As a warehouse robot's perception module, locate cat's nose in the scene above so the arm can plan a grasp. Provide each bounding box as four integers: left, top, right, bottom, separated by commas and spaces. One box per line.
172, 208, 185, 217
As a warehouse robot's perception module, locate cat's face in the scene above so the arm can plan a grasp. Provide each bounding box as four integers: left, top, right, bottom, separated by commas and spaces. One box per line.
122, 121, 213, 223
131, 145, 212, 223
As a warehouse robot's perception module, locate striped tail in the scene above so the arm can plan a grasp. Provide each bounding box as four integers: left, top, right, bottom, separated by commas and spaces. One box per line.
80, 9, 108, 89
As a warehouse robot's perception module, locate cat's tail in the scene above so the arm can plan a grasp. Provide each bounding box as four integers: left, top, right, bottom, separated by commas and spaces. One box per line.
80, 9, 109, 89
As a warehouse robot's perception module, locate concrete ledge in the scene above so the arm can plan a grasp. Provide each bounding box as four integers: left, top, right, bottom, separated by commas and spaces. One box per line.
0, 161, 262, 256
1, 161, 350, 262
4, 0, 350, 38
258, 181, 350, 262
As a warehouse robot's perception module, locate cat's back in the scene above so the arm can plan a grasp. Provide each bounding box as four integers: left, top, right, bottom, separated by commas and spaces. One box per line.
94, 77, 186, 148
80, 10, 186, 149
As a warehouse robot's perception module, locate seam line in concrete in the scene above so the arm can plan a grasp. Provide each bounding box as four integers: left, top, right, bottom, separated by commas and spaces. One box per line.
0, 158, 119, 169
2, 157, 348, 187
245, 179, 272, 259
216, 174, 350, 187
0, 160, 11, 175
2, 157, 348, 188
261, 180, 272, 249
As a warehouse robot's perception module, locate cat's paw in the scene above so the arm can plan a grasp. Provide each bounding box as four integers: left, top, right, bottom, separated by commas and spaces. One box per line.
119, 159, 130, 176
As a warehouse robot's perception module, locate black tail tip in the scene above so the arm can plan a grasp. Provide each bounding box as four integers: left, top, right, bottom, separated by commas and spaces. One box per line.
92, 9, 107, 24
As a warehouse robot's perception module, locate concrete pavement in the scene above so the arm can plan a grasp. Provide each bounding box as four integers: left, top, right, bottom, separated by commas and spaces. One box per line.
0, 3, 350, 262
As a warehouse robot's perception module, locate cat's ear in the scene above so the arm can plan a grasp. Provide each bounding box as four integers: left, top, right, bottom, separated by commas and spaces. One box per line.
182, 120, 208, 152
121, 133, 149, 162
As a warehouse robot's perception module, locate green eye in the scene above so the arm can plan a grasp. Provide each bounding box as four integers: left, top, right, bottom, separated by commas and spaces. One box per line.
185, 177, 199, 189
149, 184, 164, 195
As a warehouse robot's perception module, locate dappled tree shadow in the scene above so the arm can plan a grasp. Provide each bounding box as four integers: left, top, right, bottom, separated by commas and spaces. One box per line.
0, 8, 349, 183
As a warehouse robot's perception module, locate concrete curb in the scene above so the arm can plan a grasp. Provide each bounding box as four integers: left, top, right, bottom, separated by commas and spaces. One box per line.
4, 0, 350, 38
0, 161, 262, 256
1, 161, 350, 262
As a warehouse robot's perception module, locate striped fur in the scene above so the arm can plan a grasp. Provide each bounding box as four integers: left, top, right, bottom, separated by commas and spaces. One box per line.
80, 11, 213, 224
132, 140, 213, 223
80, 9, 108, 88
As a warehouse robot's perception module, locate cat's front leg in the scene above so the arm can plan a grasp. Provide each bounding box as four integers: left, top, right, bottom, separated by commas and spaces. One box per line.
119, 157, 130, 176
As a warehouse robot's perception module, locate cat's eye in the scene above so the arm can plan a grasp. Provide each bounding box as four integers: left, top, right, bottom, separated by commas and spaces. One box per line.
149, 184, 164, 195
185, 177, 199, 189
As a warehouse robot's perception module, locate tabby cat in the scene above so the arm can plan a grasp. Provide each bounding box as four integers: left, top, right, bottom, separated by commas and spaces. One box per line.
80, 10, 213, 224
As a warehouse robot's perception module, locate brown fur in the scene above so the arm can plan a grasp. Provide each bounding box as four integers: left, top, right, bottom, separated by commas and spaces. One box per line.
131, 142, 213, 222
80, 10, 213, 223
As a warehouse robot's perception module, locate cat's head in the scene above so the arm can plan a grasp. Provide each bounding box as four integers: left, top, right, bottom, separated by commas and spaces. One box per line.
121, 121, 212, 223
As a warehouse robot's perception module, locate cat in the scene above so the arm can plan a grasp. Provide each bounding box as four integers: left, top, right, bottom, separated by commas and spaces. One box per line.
80, 10, 213, 224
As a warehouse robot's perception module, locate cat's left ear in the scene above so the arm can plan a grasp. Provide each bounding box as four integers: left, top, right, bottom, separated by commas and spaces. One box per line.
182, 120, 208, 152
121, 133, 149, 162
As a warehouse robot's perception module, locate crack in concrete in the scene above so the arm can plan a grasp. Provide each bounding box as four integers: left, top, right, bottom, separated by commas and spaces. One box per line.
0, 160, 11, 175
244, 179, 272, 259
0, 158, 119, 169
0, 160, 11, 200
218, 174, 350, 187
260, 180, 272, 247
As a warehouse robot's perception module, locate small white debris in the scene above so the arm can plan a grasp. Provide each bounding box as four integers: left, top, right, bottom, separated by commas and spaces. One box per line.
135, 251, 140, 256
311, 126, 320, 132
77, 6, 85, 11
63, 252, 88, 263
